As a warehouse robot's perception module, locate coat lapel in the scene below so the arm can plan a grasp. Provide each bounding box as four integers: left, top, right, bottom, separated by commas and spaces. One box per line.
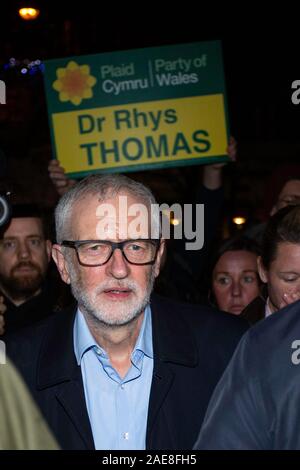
36, 306, 94, 449
55, 379, 95, 449
146, 295, 198, 447
146, 360, 175, 448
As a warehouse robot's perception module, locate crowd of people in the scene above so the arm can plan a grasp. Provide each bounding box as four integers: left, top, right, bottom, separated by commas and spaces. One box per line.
1, 139, 300, 450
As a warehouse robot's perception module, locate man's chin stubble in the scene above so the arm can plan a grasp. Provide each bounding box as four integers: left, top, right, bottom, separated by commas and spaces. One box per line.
80, 295, 149, 330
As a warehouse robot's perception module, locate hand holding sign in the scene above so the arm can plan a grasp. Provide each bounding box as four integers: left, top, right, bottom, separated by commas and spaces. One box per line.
202, 136, 237, 190
48, 160, 76, 196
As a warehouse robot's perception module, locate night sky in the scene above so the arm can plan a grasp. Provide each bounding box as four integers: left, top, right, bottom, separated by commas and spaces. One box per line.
1, 3, 299, 140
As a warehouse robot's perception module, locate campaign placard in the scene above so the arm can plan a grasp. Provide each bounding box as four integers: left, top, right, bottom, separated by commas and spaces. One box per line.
44, 41, 229, 177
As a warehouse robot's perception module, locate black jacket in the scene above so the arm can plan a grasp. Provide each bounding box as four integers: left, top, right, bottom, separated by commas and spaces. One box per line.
2, 284, 54, 336
194, 299, 300, 449
2, 275, 73, 336
240, 295, 266, 325
7, 294, 247, 450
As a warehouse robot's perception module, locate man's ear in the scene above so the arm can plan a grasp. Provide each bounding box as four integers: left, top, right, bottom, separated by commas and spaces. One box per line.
52, 244, 71, 284
257, 256, 268, 284
153, 239, 166, 278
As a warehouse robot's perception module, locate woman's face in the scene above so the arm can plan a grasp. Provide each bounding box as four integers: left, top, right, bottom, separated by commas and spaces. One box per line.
212, 250, 260, 315
258, 242, 300, 313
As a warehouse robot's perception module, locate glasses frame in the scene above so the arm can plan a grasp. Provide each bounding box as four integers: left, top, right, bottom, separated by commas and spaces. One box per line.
61, 239, 161, 267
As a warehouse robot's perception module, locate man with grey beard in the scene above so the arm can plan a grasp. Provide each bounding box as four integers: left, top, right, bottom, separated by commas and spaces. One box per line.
7, 174, 248, 450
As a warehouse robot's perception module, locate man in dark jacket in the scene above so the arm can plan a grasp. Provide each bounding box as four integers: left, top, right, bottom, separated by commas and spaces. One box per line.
194, 298, 300, 450
0, 204, 70, 335
8, 173, 247, 450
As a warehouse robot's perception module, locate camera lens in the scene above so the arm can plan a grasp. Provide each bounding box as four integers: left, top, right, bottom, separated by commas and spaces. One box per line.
0, 194, 11, 227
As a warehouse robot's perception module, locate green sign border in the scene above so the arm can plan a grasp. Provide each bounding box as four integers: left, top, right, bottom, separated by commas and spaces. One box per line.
44, 40, 231, 175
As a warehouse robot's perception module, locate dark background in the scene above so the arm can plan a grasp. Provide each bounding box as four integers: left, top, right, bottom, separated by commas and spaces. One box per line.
1, 1, 299, 231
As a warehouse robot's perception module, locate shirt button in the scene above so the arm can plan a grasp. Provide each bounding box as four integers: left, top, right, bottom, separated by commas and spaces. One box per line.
123, 432, 129, 440
120, 384, 125, 390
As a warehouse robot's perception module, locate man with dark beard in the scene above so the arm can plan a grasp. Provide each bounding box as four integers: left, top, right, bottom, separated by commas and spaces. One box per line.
0, 204, 62, 335
7, 175, 248, 450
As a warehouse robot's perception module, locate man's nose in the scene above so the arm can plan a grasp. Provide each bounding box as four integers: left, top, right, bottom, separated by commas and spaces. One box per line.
17, 241, 31, 259
106, 248, 129, 279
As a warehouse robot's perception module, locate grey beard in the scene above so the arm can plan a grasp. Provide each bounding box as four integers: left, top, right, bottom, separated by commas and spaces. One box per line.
69, 269, 155, 328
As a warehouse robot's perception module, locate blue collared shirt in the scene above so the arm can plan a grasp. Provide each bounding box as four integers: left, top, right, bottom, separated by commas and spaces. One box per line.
73, 305, 153, 450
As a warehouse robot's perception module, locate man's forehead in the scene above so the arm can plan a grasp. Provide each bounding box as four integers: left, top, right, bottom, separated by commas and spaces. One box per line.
4, 217, 43, 236
73, 193, 151, 221
279, 180, 300, 198
72, 192, 152, 239
74, 191, 147, 208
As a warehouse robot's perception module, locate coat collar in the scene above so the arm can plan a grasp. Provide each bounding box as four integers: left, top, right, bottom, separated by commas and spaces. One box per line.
37, 304, 78, 389
37, 295, 198, 389
146, 295, 199, 448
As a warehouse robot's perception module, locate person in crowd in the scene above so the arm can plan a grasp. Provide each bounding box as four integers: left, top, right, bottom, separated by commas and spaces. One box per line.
0, 358, 59, 450
270, 178, 300, 215
246, 172, 300, 244
242, 204, 300, 323
7, 173, 247, 450
0, 204, 71, 335
193, 296, 300, 450
193, 204, 300, 449
48, 138, 237, 303
209, 236, 262, 320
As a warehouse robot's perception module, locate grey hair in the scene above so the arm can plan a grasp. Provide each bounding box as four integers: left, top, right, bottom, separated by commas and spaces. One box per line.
55, 173, 159, 243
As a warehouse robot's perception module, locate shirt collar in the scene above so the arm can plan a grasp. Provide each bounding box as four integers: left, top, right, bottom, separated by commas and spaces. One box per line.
74, 304, 153, 366
134, 304, 153, 360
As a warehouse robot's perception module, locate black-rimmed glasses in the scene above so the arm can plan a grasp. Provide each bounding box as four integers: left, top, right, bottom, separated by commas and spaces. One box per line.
61, 239, 160, 266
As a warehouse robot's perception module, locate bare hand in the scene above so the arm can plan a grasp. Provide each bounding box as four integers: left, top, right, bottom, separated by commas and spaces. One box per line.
208, 136, 237, 171
202, 137, 238, 190
48, 160, 76, 196
0, 296, 6, 336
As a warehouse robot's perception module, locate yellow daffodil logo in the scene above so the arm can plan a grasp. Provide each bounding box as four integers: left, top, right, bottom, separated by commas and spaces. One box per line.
52, 61, 97, 106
